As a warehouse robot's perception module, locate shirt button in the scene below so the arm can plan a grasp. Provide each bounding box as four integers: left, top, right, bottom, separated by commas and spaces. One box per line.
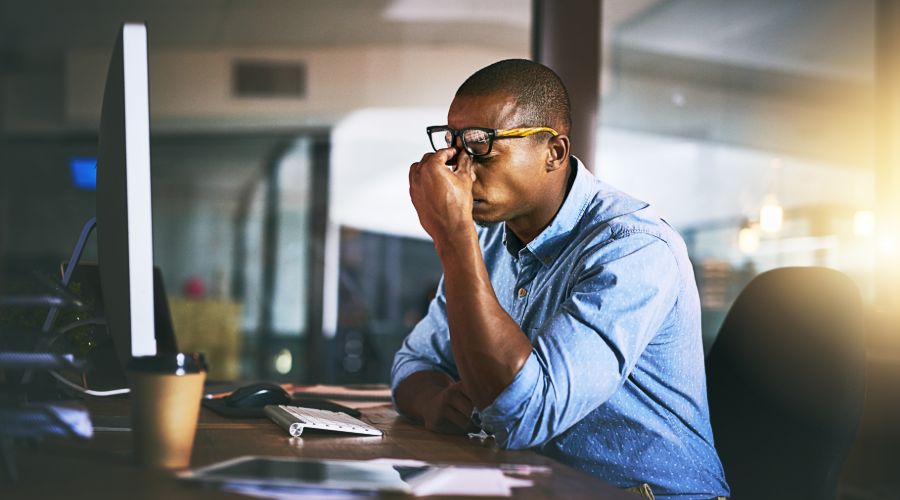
517, 287, 527, 298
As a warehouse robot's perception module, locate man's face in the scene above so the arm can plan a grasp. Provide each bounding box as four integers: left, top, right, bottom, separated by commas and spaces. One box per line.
447, 93, 552, 226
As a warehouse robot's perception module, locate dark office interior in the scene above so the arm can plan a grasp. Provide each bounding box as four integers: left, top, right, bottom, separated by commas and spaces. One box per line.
1, 1, 899, 498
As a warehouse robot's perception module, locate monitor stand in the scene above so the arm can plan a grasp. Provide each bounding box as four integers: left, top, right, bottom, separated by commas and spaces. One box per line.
42, 217, 97, 333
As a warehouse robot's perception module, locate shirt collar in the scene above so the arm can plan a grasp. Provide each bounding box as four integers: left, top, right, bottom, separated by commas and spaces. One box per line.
503, 156, 648, 265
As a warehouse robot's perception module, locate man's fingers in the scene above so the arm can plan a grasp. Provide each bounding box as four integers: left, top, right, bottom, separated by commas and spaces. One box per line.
418, 147, 454, 165
408, 162, 419, 185
434, 384, 476, 434
412, 148, 462, 185
444, 405, 475, 433
419, 147, 457, 170
424, 401, 470, 435
434, 146, 458, 162
446, 386, 475, 421
447, 389, 473, 412
447, 381, 472, 401
454, 159, 477, 182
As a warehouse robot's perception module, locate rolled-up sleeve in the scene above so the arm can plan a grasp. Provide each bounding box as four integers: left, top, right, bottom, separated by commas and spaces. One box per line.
478, 232, 681, 449
390, 277, 458, 409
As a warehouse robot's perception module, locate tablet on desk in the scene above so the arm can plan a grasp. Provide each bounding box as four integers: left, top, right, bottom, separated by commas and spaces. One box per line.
178, 456, 431, 494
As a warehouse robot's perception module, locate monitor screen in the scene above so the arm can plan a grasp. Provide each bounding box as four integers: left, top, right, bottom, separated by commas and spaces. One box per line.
96, 23, 157, 365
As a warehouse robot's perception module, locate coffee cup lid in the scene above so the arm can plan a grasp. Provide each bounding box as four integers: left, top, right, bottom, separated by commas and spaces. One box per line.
128, 352, 207, 375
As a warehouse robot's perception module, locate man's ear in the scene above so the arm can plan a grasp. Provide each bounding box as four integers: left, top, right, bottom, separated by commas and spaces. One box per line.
545, 134, 570, 172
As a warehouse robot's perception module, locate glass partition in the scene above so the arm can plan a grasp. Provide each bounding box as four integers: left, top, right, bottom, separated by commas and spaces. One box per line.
601, 0, 876, 348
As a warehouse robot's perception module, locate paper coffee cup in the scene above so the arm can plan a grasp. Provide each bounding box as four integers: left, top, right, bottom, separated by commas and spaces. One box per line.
128, 352, 207, 469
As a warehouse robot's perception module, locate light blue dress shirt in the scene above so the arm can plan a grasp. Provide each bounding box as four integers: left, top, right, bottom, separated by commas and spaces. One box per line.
392, 158, 730, 499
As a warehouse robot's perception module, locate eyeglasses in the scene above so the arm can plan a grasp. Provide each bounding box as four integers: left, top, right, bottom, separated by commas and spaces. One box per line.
426, 125, 559, 157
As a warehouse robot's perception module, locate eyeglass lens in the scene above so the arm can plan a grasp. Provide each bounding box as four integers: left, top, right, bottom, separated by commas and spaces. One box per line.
429, 128, 492, 156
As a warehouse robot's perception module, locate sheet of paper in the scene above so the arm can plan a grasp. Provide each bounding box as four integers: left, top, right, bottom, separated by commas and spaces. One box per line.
287, 384, 392, 401
205, 458, 534, 499
409, 467, 533, 497
284, 384, 393, 410
221, 484, 364, 499
368, 459, 534, 497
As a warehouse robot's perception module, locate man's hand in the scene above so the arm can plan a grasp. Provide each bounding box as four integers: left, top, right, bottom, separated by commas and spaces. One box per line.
394, 371, 479, 435
420, 382, 479, 435
408, 147, 477, 245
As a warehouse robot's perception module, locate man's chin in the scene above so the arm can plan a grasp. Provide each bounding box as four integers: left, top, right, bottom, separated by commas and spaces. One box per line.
472, 201, 505, 226
472, 211, 503, 227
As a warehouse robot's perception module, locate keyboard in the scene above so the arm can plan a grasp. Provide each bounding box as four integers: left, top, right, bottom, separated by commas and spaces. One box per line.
264, 404, 383, 437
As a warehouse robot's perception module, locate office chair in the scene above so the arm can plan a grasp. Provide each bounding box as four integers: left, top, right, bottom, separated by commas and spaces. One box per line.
705, 267, 866, 500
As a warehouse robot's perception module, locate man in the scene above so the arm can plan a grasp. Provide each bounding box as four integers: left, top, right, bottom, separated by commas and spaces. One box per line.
392, 59, 729, 499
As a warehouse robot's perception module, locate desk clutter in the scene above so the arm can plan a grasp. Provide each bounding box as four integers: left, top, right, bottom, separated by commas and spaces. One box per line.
203, 382, 384, 437
187, 385, 536, 497
179, 456, 535, 498
6, 385, 617, 499
264, 404, 383, 437
0, 263, 550, 499
0, 272, 98, 482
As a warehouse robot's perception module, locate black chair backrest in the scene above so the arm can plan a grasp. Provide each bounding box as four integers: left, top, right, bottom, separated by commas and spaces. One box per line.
705, 267, 866, 500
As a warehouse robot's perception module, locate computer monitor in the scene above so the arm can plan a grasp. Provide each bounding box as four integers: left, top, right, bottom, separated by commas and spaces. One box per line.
95, 23, 157, 366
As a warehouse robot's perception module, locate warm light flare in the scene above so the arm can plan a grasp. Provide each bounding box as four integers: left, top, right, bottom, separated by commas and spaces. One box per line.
760, 202, 783, 234
274, 348, 293, 375
738, 226, 760, 254
853, 210, 876, 237
878, 234, 898, 257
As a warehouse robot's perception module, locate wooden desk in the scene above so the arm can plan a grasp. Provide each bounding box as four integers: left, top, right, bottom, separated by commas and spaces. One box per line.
8, 398, 633, 499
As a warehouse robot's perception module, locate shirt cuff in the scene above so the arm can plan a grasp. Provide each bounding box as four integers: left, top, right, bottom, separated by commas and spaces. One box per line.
477, 352, 541, 446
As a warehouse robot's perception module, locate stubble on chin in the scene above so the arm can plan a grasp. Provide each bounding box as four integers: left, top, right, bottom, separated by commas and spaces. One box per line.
472, 203, 503, 227
473, 212, 501, 227
471, 207, 488, 227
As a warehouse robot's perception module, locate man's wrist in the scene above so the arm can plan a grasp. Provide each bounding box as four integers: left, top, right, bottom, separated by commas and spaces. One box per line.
434, 222, 479, 262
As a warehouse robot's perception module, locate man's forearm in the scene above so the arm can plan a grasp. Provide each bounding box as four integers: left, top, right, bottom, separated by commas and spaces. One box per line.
436, 227, 533, 408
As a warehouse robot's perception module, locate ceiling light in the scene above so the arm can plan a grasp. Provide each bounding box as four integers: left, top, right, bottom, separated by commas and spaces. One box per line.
738, 225, 760, 254
759, 198, 783, 234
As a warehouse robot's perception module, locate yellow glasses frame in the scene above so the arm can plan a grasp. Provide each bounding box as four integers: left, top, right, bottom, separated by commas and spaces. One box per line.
427, 126, 559, 157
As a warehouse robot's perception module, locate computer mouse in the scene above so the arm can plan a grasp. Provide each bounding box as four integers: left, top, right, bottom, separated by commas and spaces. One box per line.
224, 382, 291, 408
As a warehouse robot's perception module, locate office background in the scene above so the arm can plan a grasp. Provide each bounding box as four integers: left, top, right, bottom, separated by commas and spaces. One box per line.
0, 0, 888, 375
0, 0, 893, 374
2, 0, 899, 496
1, 1, 898, 483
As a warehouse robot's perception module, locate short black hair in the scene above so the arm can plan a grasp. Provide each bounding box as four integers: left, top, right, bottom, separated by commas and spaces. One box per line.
456, 59, 571, 135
